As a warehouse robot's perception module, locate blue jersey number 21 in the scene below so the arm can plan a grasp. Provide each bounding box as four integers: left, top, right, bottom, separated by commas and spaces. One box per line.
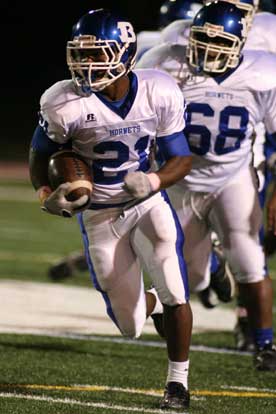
93, 135, 150, 185
184, 103, 249, 155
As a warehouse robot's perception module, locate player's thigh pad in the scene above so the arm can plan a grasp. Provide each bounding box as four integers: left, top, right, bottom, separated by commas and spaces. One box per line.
132, 193, 189, 306
79, 208, 147, 338
209, 168, 266, 284
166, 186, 213, 292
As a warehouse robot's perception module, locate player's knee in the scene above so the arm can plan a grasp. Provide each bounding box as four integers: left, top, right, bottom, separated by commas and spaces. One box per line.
157, 285, 187, 307
226, 230, 266, 284
119, 320, 144, 339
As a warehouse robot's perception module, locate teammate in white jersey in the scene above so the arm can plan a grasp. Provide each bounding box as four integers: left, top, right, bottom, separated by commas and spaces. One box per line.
140, 0, 276, 371
204, 0, 276, 351
28, 9, 193, 410
137, 0, 276, 351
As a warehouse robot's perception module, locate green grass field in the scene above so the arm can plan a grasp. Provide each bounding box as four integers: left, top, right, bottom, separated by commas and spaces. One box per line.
1, 178, 276, 413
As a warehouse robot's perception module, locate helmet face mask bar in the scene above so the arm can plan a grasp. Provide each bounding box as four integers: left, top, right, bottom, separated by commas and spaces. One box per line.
67, 36, 135, 92
187, 2, 247, 75
188, 24, 244, 73
66, 9, 137, 94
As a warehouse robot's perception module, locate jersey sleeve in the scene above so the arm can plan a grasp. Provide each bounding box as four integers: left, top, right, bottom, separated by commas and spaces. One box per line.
39, 82, 73, 144
155, 73, 186, 137
262, 88, 276, 135
136, 43, 173, 69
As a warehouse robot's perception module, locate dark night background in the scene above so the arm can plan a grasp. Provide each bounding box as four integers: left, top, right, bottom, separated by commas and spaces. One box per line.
0, 0, 165, 162
1, 0, 276, 162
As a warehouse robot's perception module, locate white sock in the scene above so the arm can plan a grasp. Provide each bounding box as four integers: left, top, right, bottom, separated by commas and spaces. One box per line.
167, 359, 189, 390
147, 287, 163, 314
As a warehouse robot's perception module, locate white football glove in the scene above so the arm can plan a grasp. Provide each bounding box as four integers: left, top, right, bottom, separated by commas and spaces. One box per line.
42, 183, 89, 218
123, 171, 153, 199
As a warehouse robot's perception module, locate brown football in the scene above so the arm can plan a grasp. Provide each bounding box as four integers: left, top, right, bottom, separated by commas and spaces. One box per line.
48, 150, 93, 204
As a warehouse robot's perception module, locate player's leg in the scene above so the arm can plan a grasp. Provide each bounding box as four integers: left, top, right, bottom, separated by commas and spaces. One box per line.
78, 208, 147, 338
198, 240, 235, 309
132, 193, 192, 410
167, 185, 213, 293
209, 167, 276, 370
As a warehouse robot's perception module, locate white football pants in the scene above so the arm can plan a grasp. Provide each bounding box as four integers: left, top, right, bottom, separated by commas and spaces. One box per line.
167, 167, 267, 292
78, 192, 189, 338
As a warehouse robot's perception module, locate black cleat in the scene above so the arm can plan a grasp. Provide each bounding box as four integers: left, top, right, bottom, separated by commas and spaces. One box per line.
254, 344, 276, 371
197, 246, 235, 309
48, 261, 73, 281
160, 381, 190, 411
210, 246, 235, 303
151, 313, 166, 339
234, 316, 255, 352
48, 252, 88, 281
197, 287, 217, 309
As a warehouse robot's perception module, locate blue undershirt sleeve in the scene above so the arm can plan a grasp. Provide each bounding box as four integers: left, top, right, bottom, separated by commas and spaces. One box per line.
31, 125, 72, 155
156, 131, 191, 162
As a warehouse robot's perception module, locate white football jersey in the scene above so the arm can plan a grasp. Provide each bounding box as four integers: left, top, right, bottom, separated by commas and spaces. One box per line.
136, 42, 189, 87
160, 19, 192, 45
39, 70, 185, 206
136, 30, 162, 60
179, 50, 276, 192
245, 12, 276, 53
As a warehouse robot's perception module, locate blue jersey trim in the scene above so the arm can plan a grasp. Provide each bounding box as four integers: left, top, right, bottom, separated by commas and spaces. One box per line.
88, 200, 133, 210
156, 131, 191, 161
31, 125, 72, 155
161, 190, 190, 301
77, 213, 119, 327
95, 72, 138, 119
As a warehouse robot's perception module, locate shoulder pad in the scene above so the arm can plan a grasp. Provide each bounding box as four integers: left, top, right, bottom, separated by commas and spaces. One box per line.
240, 50, 276, 91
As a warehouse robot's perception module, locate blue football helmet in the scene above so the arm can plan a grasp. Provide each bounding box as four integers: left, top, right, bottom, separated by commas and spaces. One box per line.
159, 0, 204, 28
206, 0, 259, 30
187, 1, 247, 74
67, 9, 137, 93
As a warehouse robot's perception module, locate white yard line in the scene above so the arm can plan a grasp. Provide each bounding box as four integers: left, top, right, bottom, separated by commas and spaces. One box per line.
0, 392, 182, 414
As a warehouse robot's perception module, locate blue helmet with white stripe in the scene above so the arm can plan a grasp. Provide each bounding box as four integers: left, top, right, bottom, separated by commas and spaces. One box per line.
67, 9, 137, 93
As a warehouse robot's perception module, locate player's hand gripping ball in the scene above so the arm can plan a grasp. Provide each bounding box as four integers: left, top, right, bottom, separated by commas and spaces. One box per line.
46, 150, 93, 216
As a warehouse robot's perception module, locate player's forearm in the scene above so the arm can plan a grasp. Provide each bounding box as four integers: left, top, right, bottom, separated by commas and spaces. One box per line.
29, 147, 53, 205
29, 147, 51, 191
151, 155, 192, 190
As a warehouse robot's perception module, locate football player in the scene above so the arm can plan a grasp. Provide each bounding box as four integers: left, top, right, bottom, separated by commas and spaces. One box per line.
139, 0, 276, 371
47, 0, 203, 282
28, 9, 193, 410
137, 0, 276, 352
